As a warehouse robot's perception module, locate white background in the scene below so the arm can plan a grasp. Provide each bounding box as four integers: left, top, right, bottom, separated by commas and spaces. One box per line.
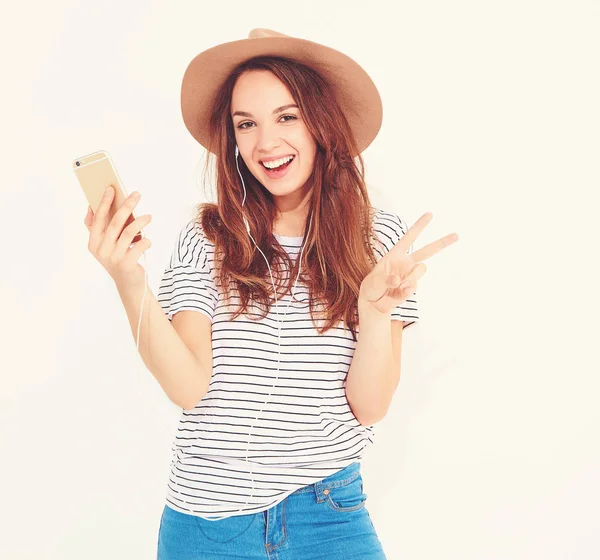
1, 1, 599, 558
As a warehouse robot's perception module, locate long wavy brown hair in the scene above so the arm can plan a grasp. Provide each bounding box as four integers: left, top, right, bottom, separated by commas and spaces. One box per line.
194, 55, 384, 341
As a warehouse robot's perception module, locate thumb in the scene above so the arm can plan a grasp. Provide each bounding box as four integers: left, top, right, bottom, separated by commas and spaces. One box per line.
387, 273, 402, 287
84, 206, 93, 229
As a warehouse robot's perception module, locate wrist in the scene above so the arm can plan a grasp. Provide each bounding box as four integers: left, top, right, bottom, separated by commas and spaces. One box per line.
358, 296, 390, 320
115, 274, 147, 298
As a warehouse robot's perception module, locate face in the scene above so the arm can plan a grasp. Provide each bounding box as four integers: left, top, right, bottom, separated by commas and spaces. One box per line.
231, 70, 317, 212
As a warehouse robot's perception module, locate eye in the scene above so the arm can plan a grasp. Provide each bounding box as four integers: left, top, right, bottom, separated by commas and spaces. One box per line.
236, 114, 298, 130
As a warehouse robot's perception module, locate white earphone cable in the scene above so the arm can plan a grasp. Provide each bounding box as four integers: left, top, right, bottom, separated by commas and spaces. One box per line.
134, 148, 311, 521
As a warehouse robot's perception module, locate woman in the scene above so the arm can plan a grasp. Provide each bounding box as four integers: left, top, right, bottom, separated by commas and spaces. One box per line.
85, 28, 458, 560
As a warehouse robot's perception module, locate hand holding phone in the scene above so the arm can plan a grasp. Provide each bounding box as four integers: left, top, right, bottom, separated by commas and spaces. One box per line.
73, 150, 145, 243
83, 186, 152, 289
74, 150, 152, 289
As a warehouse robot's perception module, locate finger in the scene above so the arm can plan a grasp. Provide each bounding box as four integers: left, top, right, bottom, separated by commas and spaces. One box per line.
123, 237, 152, 267
398, 263, 427, 289
381, 272, 403, 295
84, 206, 93, 231
363, 264, 412, 306
113, 214, 152, 259
411, 232, 459, 263
104, 191, 141, 246
388, 283, 418, 304
380, 252, 411, 278
369, 289, 411, 313
92, 186, 116, 238
381, 254, 416, 281
387, 273, 402, 287
389, 212, 434, 256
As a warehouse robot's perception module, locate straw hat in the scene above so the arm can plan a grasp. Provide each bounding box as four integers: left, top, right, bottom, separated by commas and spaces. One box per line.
180, 28, 383, 156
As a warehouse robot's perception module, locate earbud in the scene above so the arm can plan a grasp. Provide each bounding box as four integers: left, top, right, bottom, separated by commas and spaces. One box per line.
235, 145, 239, 157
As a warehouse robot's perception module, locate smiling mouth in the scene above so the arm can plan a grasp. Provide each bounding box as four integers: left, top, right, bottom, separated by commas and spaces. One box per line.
260, 155, 295, 170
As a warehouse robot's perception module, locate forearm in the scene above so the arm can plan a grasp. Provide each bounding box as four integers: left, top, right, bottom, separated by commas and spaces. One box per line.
345, 302, 398, 426
116, 278, 208, 410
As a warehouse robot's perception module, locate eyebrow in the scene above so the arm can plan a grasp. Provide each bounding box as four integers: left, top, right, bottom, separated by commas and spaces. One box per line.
232, 103, 299, 119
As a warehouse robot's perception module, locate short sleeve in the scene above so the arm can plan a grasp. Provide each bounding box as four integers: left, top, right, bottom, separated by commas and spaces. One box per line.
372, 210, 420, 329
156, 220, 217, 322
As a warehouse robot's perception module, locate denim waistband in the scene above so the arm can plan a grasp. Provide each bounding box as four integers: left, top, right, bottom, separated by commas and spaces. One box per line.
291, 462, 361, 495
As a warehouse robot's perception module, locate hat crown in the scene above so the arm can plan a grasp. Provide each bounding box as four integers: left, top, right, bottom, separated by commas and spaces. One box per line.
248, 28, 290, 39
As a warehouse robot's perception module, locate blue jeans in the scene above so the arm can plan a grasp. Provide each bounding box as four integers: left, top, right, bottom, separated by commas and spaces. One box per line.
157, 461, 387, 559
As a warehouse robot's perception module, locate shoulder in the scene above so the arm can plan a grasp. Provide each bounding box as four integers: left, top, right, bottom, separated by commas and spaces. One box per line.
371, 207, 409, 252
169, 219, 213, 269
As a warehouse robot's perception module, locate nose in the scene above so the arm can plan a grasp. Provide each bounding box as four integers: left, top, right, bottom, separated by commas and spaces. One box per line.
256, 123, 282, 155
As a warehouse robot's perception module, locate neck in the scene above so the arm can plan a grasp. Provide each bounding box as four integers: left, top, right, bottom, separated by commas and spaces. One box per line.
272, 180, 312, 237
273, 204, 310, 237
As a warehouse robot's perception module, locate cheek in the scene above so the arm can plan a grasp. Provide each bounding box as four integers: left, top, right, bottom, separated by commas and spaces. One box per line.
295, 131, 317, 159
300, 142, 317, 168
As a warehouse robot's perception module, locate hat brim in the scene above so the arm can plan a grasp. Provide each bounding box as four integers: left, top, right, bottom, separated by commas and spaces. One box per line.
181, 35, 383, 156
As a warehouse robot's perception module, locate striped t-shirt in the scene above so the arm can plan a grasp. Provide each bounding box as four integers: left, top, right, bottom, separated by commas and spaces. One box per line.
156, 208, 420, 520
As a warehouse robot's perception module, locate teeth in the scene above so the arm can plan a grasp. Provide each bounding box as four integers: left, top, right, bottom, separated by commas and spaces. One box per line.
262, 155, 294, 169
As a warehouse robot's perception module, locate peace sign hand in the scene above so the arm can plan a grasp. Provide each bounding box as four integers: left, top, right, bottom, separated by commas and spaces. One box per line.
359, 213, 459, 315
